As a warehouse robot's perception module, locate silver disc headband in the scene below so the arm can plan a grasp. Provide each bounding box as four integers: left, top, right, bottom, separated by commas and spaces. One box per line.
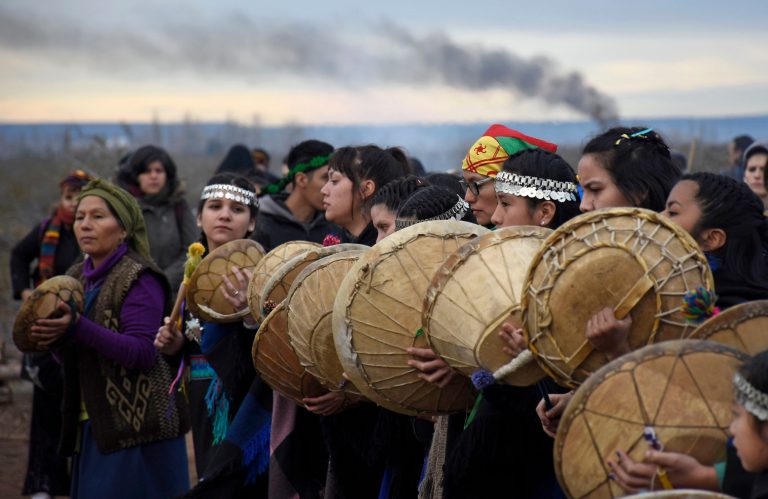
734, 372, 768, 421
201, 184, 258, 208
394, 196, 470, 231
495, 171, 578, 203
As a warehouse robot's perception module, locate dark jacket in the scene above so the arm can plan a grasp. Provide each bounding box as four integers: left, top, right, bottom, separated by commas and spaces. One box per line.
252, 194, 340, 252
10, 219, 81, 299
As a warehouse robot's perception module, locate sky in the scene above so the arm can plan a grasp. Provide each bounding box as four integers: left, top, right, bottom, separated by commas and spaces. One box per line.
1, 0, 767, 125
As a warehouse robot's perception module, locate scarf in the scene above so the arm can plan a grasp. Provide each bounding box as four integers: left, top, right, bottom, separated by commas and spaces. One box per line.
37, 206, 75, 285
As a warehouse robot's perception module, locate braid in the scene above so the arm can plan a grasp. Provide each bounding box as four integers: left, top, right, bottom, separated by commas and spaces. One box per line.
397, 185, 476, 224
684, 172, 768, 290
371, 175, 429, 213
583, 126, 680, 211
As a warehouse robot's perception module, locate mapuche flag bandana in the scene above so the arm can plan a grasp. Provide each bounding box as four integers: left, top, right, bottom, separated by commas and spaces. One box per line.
461, 124, 558, 178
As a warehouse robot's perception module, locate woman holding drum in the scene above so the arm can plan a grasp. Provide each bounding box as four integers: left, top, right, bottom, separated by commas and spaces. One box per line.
154, 173, 272, 497
29, 179, 190, 499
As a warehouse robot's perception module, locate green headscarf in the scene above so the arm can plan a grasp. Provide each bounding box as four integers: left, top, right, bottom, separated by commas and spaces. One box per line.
78, 179, 152, 261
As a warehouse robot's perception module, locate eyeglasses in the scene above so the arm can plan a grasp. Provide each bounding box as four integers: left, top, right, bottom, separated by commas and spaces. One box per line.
459, 176, 495, 197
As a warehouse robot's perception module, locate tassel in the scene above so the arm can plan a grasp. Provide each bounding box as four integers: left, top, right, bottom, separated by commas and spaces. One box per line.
682, 287, 720, 324
322, 233, 341, 247
204, 375, 230, 444
242, 424, 272, 484
470, 369, 495, 390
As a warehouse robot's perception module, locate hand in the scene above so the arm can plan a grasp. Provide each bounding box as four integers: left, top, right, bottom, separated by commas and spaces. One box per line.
221, 266, 253, 313
154, 317, 185, 355
406, 347, 456, 388
585, 307, 632, 360
608, 449, 720, 493
499, 322, 526, 357
29, 301, 76, 348
303, 391, 347, 416
536, 391, 573, 438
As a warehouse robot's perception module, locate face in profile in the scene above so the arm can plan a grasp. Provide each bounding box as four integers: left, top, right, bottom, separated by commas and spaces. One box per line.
371, 204, 397, 242
461, 171, 497, 226
730, 403, 768, 472
321, 169, 356, 226
577, 154, 632, 212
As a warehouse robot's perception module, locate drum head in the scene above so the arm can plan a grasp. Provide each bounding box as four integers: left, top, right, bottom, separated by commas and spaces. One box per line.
247, 241, 322, 318
286, 250, 368, 392
333, 220, 489, 416
251, 301, 326, 404
423, 226, 551, 385
555, 339, 746, 499
627, 491, 736, 498
688, 300, 768, 355
522, 208, 714, 388
259, 244, 368, 318
13, 275, 85, 352
186, 239, 265, 323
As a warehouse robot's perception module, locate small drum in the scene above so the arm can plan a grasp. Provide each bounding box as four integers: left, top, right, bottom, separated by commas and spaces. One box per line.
522, 208, 714, 388
13, 275, 85, 352
252, 301, 326, 404
688, 300, 768, 355
259, 244, 368, 317
186, 239, 265, 323
424, 226, 551, 385
286, 250, 367, 392
334, 220, 489, 416
556, 339, 746, 499
247, 241, 322, 319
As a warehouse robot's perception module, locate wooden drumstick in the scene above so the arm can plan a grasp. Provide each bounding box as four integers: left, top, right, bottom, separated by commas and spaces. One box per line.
168, 242, 206, 329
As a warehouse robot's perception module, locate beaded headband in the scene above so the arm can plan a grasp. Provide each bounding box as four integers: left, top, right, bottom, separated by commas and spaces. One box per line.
201, 184, 258, 208
494, 171, 578, 203
394, 196, 470, 231
734, 372, 768, 421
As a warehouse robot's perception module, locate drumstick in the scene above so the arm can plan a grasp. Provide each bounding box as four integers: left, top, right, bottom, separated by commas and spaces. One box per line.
537, 380, 553, 410
168, 242, 206, 329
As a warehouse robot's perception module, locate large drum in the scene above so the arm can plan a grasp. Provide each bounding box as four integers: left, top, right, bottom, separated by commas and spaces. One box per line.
252, 301, 326, 404
259, 244, 368, 317
522, 208, 714, 388
247, 241, 322, 318
13, 275, 85, 352
688, 300, 768, 355
555, 340, 746, 499
334, 220, 489, 416
186, 239, 265, 323
286, 250, 368, 392
423, 226, 551, 385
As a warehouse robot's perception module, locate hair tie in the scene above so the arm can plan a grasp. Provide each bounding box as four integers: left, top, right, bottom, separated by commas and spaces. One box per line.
615, 128, 655, 146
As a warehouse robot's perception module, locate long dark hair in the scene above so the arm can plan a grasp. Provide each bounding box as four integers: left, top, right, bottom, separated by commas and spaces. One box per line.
116, 144, 179, 196
370, 175, 428, 213
501, 149, 581, 229
328, 145, 411, 214
582, 126, 680, 211
397, 185, 476, 225
683, 172, 768, 292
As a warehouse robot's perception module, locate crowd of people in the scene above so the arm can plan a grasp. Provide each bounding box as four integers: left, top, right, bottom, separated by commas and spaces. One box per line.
9, 126, 768, 499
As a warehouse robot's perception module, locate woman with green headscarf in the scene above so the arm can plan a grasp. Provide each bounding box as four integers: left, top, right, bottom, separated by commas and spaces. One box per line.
29, 179, 190, 499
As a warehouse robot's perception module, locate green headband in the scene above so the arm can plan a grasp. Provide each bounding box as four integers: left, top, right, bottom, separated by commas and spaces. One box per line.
78, 179, 152, 262
263, 154, 331, 194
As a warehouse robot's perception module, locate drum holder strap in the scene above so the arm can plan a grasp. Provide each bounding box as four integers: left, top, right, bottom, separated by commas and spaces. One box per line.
563, 274, 656, 374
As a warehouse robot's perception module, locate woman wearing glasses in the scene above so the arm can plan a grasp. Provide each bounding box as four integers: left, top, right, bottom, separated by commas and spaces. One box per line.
460, 124, 557, 227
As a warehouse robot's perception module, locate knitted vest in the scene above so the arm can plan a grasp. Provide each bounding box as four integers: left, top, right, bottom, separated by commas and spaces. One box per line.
60, 251, 189, 455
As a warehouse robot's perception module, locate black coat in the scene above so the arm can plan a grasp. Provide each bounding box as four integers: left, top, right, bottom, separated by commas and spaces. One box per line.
252, 194, 340, 251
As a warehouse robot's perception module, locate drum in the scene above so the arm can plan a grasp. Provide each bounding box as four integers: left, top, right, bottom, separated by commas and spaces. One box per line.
251, 301, 326, 404
186, 239, 265, 323
286, 250, 367, 392
522, 208, 714, 388
555, 339, 746, 499
247, 241, 322, 319
688, 300, 768, 355
423, 226, 551, 385
333, 220, 489, 416
259, 244, 368, 317
13, 275, 85, 352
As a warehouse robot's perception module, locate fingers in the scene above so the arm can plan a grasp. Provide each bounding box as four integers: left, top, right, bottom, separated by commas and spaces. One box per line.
406, 347, 437, 360
407, 357, 446, 373
417, 368, 454, 388
607, 449, 656, 492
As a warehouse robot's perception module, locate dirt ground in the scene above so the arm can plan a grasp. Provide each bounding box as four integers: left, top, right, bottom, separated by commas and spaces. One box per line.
0, 381, 197, 498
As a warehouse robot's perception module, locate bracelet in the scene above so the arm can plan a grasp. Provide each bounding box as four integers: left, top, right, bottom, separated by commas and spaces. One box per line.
242, 319, 260, 330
